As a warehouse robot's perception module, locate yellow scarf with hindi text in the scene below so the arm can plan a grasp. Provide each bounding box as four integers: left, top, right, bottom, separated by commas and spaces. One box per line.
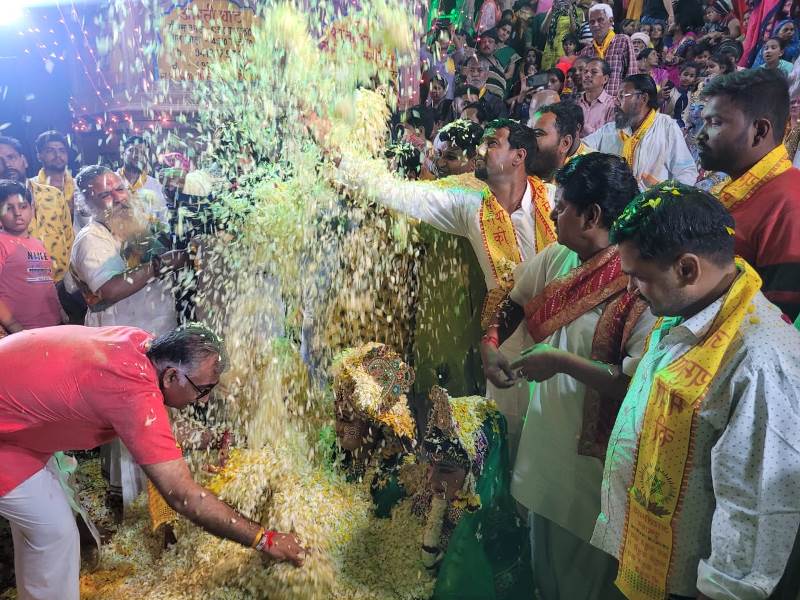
616, 258, 762, 600
593, 30, 615, 59
619, 109, 657, 168
716, 144, 792, 211
479, 176, 555, 328
120, 167, 148, 193
37, 168, 75, 202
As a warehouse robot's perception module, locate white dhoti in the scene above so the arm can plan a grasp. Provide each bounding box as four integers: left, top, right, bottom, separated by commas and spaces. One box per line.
103, 439, 147, 508
486, 324, 531, 465
0, 462, 80, 600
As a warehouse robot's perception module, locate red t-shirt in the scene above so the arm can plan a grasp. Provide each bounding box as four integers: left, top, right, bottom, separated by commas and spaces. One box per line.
0, 233, 61, 330
0, 325, 182, 496
731, 168, 800, 320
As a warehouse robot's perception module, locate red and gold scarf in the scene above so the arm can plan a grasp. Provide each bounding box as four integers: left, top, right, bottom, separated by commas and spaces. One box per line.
524, 246, 647, 458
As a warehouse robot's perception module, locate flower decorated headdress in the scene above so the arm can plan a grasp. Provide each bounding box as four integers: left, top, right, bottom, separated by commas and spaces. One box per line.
423, 386, 499, 510
331, 342, 416, 442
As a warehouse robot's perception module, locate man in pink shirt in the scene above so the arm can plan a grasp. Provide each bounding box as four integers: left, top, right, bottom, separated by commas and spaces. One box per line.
578, 58, 617, 137
0, 179, 62, 335
0, 324, 304, 600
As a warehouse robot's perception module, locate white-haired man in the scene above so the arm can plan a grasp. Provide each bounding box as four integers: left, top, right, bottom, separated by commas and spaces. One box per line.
69, 165, 185, 516
578, 3, 638, 97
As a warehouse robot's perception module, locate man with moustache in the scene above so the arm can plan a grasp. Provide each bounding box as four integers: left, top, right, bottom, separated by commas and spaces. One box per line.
118, 136, 169, 226
69, 165, 185, 517
577, 3, 638, 98
336, 119, 556, 462
697, 68, 800, 321
583, 74, 697, 190
0, 136, 73, 282
33, 130, 76, 215
528, 102, 593, 181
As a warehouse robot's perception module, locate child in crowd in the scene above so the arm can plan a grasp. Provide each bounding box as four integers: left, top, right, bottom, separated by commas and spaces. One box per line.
0, 179, 62, 336
558, 33, 580, 66
620, 18, 638, 36
661, 62, 700, 129
761, 37, 794, 75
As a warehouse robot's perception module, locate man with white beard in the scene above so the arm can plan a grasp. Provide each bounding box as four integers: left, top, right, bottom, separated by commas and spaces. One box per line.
69, 165, 187, 517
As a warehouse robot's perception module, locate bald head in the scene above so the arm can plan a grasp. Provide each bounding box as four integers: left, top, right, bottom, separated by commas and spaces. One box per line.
528, 90, 561, 126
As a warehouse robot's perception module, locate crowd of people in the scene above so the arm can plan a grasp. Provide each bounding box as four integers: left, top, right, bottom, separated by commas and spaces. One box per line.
0, 0, 800, 598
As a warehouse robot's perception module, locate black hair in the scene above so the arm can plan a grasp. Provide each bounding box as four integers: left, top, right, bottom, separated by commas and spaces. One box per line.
385, 141, 422, 178
561, 32, 580, 50
702, 68, 790, 144
546, 68, 566, 85
34, 130, 69, 154
620, 18, 636, 29
437, 120, 485, 157
555, 153, 639, 228
462, 101, 489, 122
455, 84, 483, 97
0, 136, 24, 155
674, 0, 705, 32
122, 135, 147, 149
681, 61, 701, 75
0, 179, 31, 206
498, 18, 514, 29
536, 102, 581, 140
709, 48, 737, 74
403, 105, 436, 140
75, 164, 114, 197
485, 119, 539, 175
501, 10, 514, 21
563, 99, 585, 129
764, 35, 786, 53
146, 323, 228, 374
586, 57, 611, 77
637, 47, 657, 61
623, 73, 659, 109
610, 181, 735, 266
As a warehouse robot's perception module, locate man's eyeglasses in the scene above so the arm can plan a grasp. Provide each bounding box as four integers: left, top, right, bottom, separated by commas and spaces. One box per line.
184, 372, 217, 400
617, 91, 643, 101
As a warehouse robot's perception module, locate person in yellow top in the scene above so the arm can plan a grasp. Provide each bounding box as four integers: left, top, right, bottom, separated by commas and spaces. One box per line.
34, 130, 76, 216
0, 135, 73, 282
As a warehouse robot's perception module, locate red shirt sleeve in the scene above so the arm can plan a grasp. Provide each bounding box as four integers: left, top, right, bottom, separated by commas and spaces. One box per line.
106, 389, 182, 466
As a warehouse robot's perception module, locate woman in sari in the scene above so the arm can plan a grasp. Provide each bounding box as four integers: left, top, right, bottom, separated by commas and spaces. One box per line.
415, 386, 533, 600
494, 19, 523, 82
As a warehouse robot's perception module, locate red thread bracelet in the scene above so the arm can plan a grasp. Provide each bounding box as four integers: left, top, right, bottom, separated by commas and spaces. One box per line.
266, 530, 276, 549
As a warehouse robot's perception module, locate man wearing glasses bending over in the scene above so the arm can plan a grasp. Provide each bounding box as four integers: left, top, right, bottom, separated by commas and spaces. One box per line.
0, 324, 305, 600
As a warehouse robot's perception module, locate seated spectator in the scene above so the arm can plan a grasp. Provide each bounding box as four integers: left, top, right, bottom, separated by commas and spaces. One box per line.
630, 31, 651, 55
545, 67, 566, 94
760, 37, 794, 75
495, 19, 522, 82
420, 26, 457, 99
0, 180, 62, 335
637, 47, 670, 87
426, 74, 456, 132
563, 55, 588, 97
477, 29, 508, 100
584, 74, 698, 189
460, 101, 489, 124
660, 61, 700, 128
463, 54, 509, 119
620, 18, 638, 36
578, 58, 616, 137
753, 19, 800, 67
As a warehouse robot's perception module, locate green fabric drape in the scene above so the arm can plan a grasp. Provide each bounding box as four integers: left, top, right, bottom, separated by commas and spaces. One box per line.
433, 414, 534, 600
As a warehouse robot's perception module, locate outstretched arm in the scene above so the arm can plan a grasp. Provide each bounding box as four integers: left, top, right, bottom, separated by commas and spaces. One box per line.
142, 459, 305, 566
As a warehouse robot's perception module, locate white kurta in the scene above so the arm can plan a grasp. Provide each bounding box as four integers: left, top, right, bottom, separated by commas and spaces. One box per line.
583, 112, 699, 190
509, 243, 655, 541
338, 158, 556, 458
69, 220, 178, 507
